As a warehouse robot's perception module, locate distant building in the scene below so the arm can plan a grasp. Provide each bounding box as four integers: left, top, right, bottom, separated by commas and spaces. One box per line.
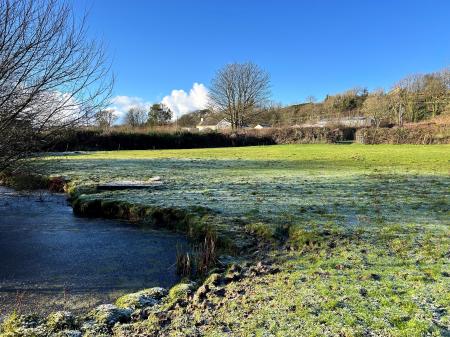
196, 117, 231, 131
292, 121, 327, 128
294, 116, 375, 128
336, 116, 375, 128
216, 119, 232, 129
254, 123, 271, 129
181, 127, 196, 132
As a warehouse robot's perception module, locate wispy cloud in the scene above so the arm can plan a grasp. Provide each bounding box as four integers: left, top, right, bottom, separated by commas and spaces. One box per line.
161, 83, 208, 118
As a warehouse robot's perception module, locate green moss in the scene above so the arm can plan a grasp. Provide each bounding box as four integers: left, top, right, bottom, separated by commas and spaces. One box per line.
0, 312, 20, 336
0, 313, 43, 337
288, 227, 324, 250
142, 314, 161, 335
115, 288, 167, 309
204, 273, 222, 287
87, 305, 132, 326
167, 283, 194, 303
245, 222, 277, 241
46, 311, 77, 332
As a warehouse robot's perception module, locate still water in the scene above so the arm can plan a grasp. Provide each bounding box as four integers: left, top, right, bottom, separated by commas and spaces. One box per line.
0, 187, 186, 315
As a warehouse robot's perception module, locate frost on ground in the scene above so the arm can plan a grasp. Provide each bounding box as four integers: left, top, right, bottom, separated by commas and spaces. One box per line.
6, 144, 448, 336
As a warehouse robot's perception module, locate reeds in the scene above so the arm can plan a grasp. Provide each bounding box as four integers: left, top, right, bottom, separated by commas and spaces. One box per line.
175, 226, 217, 277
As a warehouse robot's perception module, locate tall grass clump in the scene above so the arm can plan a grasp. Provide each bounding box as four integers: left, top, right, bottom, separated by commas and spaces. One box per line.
176, 225, 218, 278
195, 227, 217, 275
176, 244, 192, 278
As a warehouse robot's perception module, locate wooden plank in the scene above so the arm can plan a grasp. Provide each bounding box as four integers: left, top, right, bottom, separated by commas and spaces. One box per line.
97, 177, 163, 191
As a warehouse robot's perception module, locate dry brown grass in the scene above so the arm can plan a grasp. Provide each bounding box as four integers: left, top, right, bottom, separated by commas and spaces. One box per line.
403, 111, 450, 127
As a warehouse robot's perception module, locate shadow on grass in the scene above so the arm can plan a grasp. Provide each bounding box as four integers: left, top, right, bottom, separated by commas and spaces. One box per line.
43, 158, 449, 232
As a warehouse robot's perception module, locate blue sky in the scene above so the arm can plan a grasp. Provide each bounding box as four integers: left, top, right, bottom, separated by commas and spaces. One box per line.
73, 0, 450, 118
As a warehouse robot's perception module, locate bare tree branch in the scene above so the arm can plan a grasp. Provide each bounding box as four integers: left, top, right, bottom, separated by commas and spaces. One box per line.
0, 0, 113, 172
208, 62, 270, 130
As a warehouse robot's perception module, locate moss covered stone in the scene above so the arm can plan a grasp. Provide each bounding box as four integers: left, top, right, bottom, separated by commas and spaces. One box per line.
168, 282, 195, 303
46, 311, 78, 332
80, 320, 110, 337
87, 304, 132, 327
115, 287, 167, 309
0, 313, 46, 337
204, 273, 222, 287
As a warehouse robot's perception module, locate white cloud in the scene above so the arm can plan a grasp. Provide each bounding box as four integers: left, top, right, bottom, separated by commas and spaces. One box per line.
161, 83, 208, 118
110, 95, 151, 123
110, 83, 208, 124
29, 91, 82, 126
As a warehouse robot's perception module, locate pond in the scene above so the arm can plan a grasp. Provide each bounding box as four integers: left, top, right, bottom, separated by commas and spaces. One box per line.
0, 187, 186, 316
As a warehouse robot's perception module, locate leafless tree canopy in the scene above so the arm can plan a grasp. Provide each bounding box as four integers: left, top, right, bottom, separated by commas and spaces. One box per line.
0, 0, 113, 171
392, 68, 449, 123
124, 106, 147, 127
95, 109, 117, 129
361, 90, 391, 127
208, 62, 270, 129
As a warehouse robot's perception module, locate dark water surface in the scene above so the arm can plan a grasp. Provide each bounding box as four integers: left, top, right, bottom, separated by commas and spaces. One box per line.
0, 187, 186, 315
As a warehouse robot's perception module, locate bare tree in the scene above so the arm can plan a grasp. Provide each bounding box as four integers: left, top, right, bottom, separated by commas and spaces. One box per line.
305, 95, 317, 104
124, 107, 147, 127
304, 96, 317, 121
393, 74, 425, 123
208, 62, 270, 130
95, 109, 117, 129
423, 71, 449, 118
0, 0, 113, 172
361, 90, 392, 127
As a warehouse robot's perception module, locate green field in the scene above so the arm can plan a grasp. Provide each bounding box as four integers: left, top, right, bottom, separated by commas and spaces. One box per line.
41, 144, 450, 336
47, 144, 449, 226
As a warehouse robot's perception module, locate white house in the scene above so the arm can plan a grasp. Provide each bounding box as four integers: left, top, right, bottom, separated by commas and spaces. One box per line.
254, 123, 271, 129
196, 117, 232, 131
216, 119, 232, 129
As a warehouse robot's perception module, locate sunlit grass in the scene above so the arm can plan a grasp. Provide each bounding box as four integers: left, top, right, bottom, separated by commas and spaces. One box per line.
51, 144, 450, 174
38, 144, 450, 335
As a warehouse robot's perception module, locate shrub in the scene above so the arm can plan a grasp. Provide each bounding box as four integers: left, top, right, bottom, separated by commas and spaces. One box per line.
356, 126, 450, 144
39, 126, 360, 152
44, 129, 275, 151
0, 172, 48, 190
266, 127, 346, 144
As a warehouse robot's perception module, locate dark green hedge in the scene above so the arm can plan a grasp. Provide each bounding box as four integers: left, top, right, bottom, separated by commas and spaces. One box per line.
47, 130, 275, 151
44, 127, 360, 152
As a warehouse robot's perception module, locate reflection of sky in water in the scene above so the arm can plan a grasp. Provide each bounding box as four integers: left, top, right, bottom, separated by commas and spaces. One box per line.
0, 187, 186, 292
